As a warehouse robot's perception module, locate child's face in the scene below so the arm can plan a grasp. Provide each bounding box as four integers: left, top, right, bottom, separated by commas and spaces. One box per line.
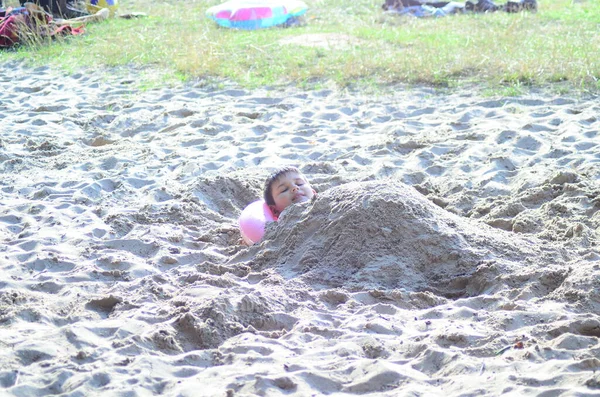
270, 172, 315, 215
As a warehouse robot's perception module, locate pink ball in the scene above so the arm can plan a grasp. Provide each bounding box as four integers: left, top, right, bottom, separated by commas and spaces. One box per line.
239, 200, 276, 245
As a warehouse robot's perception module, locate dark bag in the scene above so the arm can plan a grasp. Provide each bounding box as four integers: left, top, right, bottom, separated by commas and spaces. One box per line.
19, 0, 90, 18
504, 0, 537, 12
465, 0, 499, 12
19, 0, 66, 16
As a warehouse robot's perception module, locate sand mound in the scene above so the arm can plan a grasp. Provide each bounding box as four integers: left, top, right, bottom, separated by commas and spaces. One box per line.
235, 181, 571, 298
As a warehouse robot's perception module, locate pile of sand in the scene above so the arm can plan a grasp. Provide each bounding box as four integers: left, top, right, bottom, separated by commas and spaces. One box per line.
236, 181, 571, 298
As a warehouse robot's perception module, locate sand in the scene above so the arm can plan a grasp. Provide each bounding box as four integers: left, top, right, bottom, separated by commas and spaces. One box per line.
1, 59, 600, 396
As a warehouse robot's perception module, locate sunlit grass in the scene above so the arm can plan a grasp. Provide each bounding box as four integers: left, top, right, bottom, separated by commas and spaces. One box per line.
2, 0, 598, 93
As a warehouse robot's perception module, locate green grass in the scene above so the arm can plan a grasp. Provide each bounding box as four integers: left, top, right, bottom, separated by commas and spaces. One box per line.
2, 0, 599, 93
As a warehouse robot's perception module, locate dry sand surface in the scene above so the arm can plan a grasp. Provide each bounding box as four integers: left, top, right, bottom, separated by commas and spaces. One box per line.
1, 60, 600, 396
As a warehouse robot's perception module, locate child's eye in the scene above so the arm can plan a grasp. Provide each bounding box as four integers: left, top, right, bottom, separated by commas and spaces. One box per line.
281, 188, 288, 193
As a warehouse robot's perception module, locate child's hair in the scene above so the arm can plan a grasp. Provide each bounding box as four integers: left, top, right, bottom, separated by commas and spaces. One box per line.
263, 166, 301, 206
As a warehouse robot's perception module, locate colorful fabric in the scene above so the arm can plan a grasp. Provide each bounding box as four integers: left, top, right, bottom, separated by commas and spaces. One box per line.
0, 7, 43, 48
206, 0, 307, 30
0, 4, 84, 48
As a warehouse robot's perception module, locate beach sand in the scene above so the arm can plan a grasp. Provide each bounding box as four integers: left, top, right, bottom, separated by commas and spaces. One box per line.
1, 60, 599, 396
